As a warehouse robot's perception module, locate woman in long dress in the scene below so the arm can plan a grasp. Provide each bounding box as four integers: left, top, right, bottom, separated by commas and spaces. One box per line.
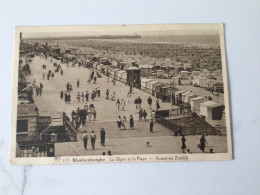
122, 116, 126, 130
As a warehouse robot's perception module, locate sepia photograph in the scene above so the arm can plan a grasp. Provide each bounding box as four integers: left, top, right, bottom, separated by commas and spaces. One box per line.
10, 24, 232, 164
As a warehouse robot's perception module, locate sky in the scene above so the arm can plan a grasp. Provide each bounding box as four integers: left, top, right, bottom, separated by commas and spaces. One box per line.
20, 25, 220, 39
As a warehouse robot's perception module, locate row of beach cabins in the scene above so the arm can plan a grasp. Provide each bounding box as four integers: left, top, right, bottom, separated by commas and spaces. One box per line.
91, 63, 224, 123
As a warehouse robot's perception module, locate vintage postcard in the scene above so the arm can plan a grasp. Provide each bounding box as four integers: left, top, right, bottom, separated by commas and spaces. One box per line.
10, 24, 232, 165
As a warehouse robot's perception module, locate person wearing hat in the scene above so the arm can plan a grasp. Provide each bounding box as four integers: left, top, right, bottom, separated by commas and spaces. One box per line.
90, 131, 96, 150
100, 128, 106, 146
199, 134, 207, 152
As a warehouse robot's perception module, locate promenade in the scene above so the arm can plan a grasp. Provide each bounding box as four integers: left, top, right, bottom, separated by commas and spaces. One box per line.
26, 56, 227, 155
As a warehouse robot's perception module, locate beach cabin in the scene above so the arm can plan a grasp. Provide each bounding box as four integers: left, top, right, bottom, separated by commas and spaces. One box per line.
110, 69, 120, 78
147, 81, 160, 94
200, 101, 224, 120
216, 77, 223, 82
207, 104, 224, 120
198, 78, 207, 87
175, 90, 185, 98
156, 85, 172, 101
93, 63, 98, 69
160, 66, 168, 71
183, 63, 192, 72
144, 79, 154, 89
156, 70, 165, 78
152, 82, 164, 96
190, 96, 207, 113
139, 64, 154, 77
174, 62, 184, 73
184, 94, 197, 104
207, 80, 216, 89
168, 65, 174, 72
96, 64, 103, 72
180, 79, 191, 85
200, 101, 217, 118
213, 71, 222, 78
121, 71, 127, 82
173, 76, 181, 85
104, 67, 110, 76
156, 84, 170, 94
192, 71, 200, 77
175, 90, 186, 104
182, 91, 192, 102
108, 68, 113, 76
181, 71, 189, 79
116, 70, 125, 81
100, 58, 108, 64
100, 65, 107, 74
141, 78, 153, 90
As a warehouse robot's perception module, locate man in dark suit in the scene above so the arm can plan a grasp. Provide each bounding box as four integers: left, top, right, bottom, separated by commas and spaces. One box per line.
100, 128, 106, 146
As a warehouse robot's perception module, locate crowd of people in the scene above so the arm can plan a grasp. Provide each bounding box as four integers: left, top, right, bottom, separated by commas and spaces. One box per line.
82, 128, 107, 150
23, 50, 214, 154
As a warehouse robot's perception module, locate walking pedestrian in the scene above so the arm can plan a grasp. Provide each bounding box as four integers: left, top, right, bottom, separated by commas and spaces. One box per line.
122, 116, 126, 130
39, 88, 42, 96
85, 91, 89, 102
199, 134, 207, 152
97, 87, 100, 97
181, 135, 187, 153
138, 97, 142, 109
150, 118, 154, 133
90, 131, 96, 150
117, 116, 122, 130
139, 109, 143, 121
121, 99, 126, 110
77, 79, 80, 87
106, 89, 109, 100
83, 131, 88, 150
130, 115, 134, 130
134, 98, 138, 109
93, 109, 96, 121
116, 99, 120, 110
65, 92, 68, 103
68, 93, 71, 103
156, 99, 160, 110
36, 87, 39, 96
151, 110, 156, 121
91, 91, 95, 101
81, 92, 84, 102
77, 92, 81, 102
143, 110, 147, 121
127, 92, 131, 102
100, 128, 106, 146
147, 96, 152, 109
112, 91, 116, 101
